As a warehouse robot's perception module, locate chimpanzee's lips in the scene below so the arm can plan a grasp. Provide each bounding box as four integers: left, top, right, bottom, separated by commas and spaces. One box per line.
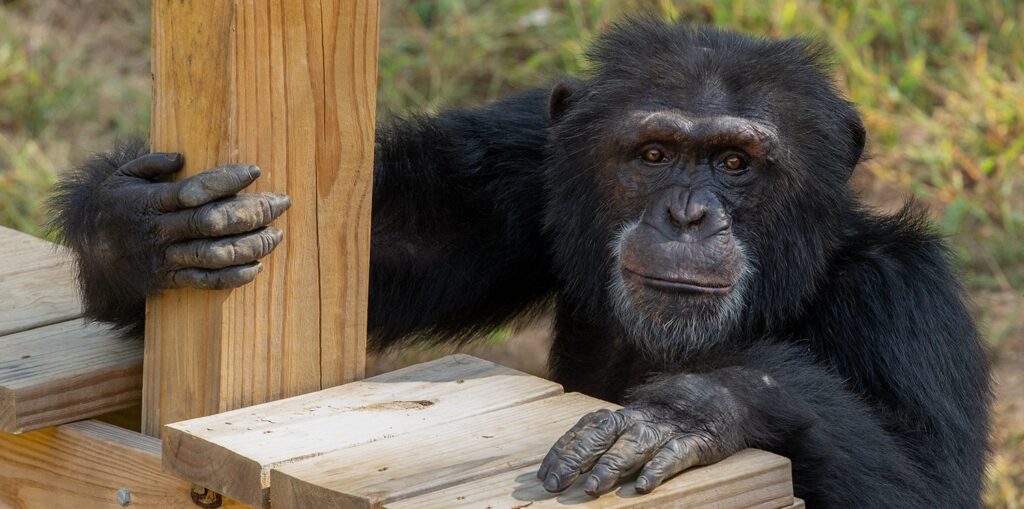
622, 267, 733, 295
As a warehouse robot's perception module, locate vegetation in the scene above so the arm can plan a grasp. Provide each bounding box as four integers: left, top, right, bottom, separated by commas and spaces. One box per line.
0, 1, 1020, 506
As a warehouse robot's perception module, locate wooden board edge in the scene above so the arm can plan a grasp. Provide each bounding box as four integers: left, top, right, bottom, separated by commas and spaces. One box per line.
0, 386, 19, 433
270, 469, 372, 509
162, 426, 268, 507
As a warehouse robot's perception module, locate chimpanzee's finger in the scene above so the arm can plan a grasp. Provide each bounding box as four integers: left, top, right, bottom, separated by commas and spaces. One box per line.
582, 422, 663, 497
167, 162, 264, 209
538, 411, 604, 482
117, 152, 184, 179
540, 409, 628, 493
161, 193, 291, 240
164, 228, 283, 270
162, 263, 263, 290
634, 436, 703, 494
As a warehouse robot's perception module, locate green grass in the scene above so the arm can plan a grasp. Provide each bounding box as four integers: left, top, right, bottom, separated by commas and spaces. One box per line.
0, 1, 1021, 506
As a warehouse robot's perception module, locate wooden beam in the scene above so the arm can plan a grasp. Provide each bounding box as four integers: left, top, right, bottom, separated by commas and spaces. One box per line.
0, 420, 249, 508
383, 451, 793, 509
162, 355, 563, 507
0, 319, 142, 433
0, 226, 81, 336
145, 0, 380, 436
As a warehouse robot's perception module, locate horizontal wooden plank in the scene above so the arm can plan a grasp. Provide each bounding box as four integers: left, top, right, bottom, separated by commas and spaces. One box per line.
0, 227, 82, 336
385, 449, 793, 509
162, 354, 563, 507
0, 420, 249, 508
0, 260, 81, 337
0, 226, 67, 277
0, 319, 143, 433
269, 392, 612, 509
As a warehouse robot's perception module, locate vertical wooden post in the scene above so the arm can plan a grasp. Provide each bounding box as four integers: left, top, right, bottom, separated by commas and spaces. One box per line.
144, 1, 380, 437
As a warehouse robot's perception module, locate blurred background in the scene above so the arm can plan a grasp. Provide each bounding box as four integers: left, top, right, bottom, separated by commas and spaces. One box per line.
0, 0, 1020, 506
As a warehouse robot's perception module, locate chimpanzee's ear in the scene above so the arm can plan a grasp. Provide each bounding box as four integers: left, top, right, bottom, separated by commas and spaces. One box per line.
548, 77, 586, 124
845, 111, 867, 173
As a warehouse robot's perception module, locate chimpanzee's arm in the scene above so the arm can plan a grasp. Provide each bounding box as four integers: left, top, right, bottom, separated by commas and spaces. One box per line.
48, 90, 555, 344
540, 224, 990, 508
368, 89, 555, 350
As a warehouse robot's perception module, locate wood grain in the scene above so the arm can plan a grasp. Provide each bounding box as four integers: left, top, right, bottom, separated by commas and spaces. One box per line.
0, 226, 68, 277
0, 420, 249, 509
383, 450, 793, 509
0, 319, 142, 433
269, 393, 612, 509
162, 355, 562, 507
145, 0, 380, 436
265, 367, 793, 509
0, 227, 81, 337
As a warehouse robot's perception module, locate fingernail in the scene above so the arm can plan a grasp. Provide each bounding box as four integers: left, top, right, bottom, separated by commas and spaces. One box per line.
248, 165, 261, 178
635, 477, 650, 493
583, 475, 599, 495
164, 153, 180, 162
544, 473, 560, 491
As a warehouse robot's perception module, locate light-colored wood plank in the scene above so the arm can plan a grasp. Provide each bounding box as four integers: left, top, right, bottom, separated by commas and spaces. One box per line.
269, 393, 610, 509
0, 420, 249, 508
0, 229, 81, 336
163, 355, 562, 508
0, 226, 69, 277
0, 319, 143, 433
787, 499, 805, 509
144, 0, 380, 437
385, 450, 793, 509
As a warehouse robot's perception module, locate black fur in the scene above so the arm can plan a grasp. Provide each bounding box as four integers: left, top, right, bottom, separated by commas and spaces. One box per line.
47, 138, 151, 337
52, 20, 989, 507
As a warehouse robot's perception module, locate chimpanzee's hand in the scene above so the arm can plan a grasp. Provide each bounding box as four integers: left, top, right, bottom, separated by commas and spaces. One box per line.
92, 152, 290, 290
537, 373, 751, 497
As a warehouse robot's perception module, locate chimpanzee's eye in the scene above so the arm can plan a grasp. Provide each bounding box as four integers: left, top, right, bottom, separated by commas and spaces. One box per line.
640, 146, 668, 164
717, 152, 749, 174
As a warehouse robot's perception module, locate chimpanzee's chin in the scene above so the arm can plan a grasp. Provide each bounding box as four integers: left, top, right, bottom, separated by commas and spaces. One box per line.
609, 266, 749, 362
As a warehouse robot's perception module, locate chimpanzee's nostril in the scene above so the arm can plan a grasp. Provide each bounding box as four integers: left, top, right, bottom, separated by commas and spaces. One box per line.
667, 205, 685, 228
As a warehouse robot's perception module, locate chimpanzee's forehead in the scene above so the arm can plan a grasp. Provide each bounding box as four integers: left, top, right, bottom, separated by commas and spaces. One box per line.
592, 75, 779, 124
586, 22, 835, 117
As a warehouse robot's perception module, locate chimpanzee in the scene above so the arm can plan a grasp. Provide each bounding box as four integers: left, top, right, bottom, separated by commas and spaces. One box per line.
48, 20, 989, 508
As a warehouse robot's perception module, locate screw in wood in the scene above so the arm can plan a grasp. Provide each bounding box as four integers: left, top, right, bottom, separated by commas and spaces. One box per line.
116, 488, 131, 506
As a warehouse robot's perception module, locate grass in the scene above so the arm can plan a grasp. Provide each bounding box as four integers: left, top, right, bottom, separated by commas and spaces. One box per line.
0, 0, 1021, 506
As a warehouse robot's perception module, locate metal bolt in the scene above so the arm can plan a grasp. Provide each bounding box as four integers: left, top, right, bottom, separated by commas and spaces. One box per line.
116, 488, 132, 506
190, 485, 223, 509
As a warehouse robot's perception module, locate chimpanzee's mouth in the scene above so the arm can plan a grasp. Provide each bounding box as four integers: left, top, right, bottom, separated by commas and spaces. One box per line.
622, 267, 733, 295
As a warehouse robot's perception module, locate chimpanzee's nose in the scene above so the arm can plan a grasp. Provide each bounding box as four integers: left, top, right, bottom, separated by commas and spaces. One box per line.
668, 191, 706, 229
646, 187, 730, 241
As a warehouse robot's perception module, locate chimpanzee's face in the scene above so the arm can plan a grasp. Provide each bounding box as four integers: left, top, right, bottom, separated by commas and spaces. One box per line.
598, 103, 780, 359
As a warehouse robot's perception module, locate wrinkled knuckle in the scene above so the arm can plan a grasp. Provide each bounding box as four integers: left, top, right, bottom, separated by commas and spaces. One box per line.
258, 195, 276, 221
205, 208, 231, 235
260, 230, 276, 254
208, 245, 233, 266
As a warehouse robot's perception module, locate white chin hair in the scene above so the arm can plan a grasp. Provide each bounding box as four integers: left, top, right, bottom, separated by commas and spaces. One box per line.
607, 221, 752, 364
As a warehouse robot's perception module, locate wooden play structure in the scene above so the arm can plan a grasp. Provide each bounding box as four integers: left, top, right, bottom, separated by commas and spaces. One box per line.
0, 2, 802, 508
